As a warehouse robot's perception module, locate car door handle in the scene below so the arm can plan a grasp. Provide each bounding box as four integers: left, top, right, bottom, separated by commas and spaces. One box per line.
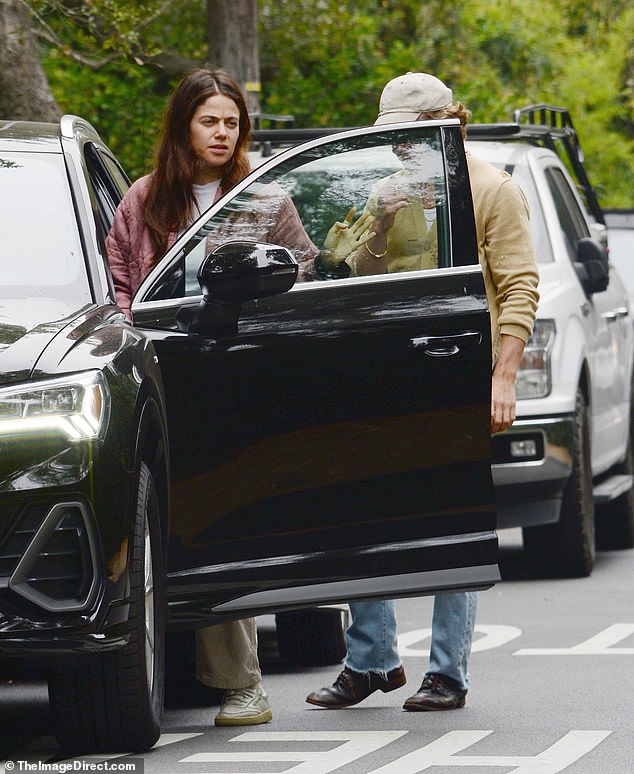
410, 330, 482, 357
601, 308, 629, 322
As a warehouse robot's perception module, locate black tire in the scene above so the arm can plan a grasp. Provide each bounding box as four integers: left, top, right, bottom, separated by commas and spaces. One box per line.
49, 462, 166, 754
595, 434, 634, 550
523, 389, 595, 577
275, 607, 348, 667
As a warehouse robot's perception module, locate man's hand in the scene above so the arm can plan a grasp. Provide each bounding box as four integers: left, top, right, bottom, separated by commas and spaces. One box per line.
321, 207, 375, 265
374, 183, 410, 234
491, 333, 526, 434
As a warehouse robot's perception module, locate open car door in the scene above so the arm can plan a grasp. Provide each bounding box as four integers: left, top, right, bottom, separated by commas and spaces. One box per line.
131, 120, 498, 625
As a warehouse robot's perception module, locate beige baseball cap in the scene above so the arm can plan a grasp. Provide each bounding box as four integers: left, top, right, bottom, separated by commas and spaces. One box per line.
374, 72, 453, 125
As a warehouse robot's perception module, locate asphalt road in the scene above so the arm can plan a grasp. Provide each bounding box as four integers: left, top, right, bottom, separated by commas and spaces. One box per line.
1, 528, 633, 773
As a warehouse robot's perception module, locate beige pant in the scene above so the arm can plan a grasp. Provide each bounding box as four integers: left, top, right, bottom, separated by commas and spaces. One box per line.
195, 617, 261, 690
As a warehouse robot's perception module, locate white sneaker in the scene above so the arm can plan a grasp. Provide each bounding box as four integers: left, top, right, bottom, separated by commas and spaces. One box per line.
215, 682, 273, 726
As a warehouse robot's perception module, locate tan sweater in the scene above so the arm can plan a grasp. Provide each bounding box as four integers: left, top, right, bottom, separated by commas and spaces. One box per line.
467, 152, 540, 357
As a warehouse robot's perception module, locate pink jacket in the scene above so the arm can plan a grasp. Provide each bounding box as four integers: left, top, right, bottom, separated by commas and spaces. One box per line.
106, 174, 318, 321
106, 175, 179, 321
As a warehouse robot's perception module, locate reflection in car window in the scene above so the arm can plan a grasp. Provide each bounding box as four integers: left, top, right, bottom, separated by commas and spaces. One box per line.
144, 127, 451, 302
0, 152, 91, 304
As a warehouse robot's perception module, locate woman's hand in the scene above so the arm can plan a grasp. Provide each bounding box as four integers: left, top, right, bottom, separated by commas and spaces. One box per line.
321, 207, 375, 265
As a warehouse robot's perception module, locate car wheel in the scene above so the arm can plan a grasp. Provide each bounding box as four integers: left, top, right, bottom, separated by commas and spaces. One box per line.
275, 607, 348, 667
523, 389, 595, 577
595, 433, 634, 551
48, 462, 165, 754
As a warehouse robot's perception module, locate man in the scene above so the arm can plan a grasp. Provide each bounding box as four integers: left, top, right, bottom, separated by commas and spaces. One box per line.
306, 72, 539, 712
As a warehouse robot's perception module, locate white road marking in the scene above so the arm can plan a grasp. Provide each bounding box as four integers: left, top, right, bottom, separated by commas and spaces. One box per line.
150, 732, 205, 748
0, 733, 203, 773
399, 624, 522, 656
368, 730, 612, 773
177, 730, 611, 774
182, 730, 406, 773
514, 623, 634, 655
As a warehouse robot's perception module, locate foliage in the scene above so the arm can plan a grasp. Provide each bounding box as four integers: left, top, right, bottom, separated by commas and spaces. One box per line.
30, 0, 634, 206
29, 0, 205, 179
258, 0, 634, 206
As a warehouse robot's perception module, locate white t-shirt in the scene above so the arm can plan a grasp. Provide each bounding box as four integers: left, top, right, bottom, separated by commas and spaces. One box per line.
193, 180, 221, 217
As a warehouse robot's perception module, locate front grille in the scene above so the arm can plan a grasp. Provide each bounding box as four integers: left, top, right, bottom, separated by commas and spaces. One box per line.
2, 502, 99, 612
0, 505, 51, 579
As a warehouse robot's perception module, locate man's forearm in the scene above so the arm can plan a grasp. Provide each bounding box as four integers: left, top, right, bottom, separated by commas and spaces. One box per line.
490, 333, 526, 433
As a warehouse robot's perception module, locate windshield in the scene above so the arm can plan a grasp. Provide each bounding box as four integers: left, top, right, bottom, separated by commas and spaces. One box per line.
0, 151, 91, 308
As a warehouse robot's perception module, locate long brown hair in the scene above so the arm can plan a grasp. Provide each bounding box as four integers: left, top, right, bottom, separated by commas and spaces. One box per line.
144, 68, 252, 262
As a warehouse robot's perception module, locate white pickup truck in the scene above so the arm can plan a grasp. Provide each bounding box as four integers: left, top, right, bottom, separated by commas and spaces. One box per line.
244, 107, 634, 629
469, 106, 634, 577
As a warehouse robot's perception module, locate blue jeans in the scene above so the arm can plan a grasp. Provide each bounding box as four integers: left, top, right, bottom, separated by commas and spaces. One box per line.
345, 592, 477, 691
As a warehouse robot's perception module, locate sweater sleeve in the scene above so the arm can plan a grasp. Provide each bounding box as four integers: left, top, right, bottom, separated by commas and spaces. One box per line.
268, 193, 320, 282
485, 177, 540, 343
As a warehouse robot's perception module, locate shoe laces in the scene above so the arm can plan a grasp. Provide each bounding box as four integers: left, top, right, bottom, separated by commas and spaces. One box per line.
224, 684, 264, 704
420, 673, 456, 695
334, 669, 355, 691
335, 667, 373, 695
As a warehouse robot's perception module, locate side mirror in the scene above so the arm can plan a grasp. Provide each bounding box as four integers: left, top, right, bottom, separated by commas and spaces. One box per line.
177, 241, 298, 334
573, 237, 609, 295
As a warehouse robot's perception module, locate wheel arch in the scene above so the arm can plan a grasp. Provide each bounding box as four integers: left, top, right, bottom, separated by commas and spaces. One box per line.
131, 379, 170, 562
578, 359, 591, 409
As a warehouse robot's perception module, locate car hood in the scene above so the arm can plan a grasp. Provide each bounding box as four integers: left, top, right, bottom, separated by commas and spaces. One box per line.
0, 298, 81, 385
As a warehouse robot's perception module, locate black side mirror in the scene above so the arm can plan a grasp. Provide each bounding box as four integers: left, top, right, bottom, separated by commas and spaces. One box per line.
176, 241, 298, 334
574, 237, 609, 295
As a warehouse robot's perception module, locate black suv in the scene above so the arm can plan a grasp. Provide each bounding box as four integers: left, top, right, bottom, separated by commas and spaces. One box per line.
0, 115, 497, 753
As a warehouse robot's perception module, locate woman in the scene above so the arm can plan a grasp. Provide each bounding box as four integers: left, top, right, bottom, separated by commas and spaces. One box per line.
107, 68, 318, 322
106, 68, 274, 726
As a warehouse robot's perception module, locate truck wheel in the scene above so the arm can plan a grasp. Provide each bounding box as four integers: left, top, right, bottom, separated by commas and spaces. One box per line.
49, 462, 165, 754
595, 435, 634, 550
275, 607, 348, 667
523, 389, 595, 577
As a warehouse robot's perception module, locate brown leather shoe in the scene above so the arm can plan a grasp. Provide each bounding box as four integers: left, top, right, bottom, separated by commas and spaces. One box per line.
306, 665, 406, 708
402, 673, 467, 711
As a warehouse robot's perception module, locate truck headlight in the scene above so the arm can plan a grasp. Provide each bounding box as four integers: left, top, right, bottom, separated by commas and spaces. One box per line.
515, 319, 555, 400
0, 371, 110, 441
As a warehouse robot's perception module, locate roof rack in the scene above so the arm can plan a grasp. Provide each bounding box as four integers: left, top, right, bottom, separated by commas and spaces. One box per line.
469, 104, 604, 225
250, 124, 346, 159
249, 112, 345, 157
252, 127, 341, 143
249, 112, 296, 130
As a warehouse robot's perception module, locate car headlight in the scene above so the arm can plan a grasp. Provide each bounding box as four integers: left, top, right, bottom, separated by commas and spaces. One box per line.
515, 319, 555, 400
0, 371, 110, 441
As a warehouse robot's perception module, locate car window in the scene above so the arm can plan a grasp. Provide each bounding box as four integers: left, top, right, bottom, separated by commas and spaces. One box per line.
143, 126, 452, 303
0, 150, 91, 304
545, 166, 591, 262
85, 144, 129, 237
